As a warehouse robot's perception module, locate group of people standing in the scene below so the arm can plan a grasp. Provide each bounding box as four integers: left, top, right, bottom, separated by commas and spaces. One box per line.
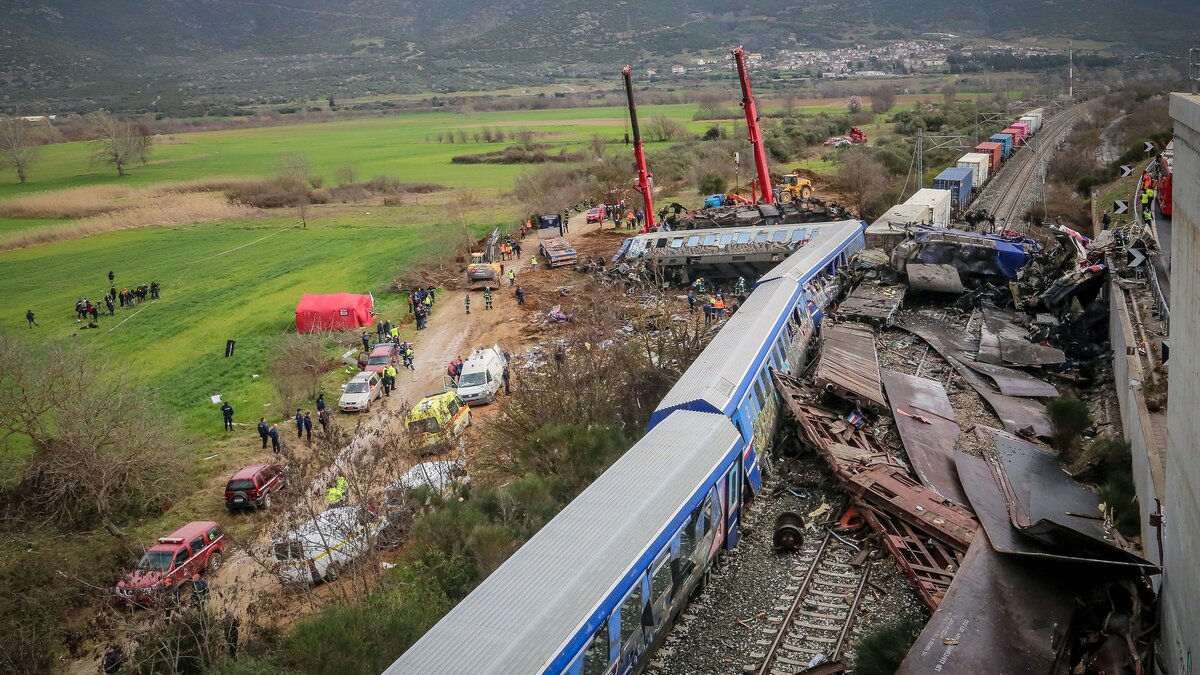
686, 277, 745, 326
406, 285, 436, 330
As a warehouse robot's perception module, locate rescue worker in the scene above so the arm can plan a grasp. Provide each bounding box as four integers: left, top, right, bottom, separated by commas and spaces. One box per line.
383, 364, 397, 396
713, 295, 726, 319
303, 412, 313, 442
404, 343, 415, 371
25, 309, 37, 327
221, 402, 234, 431
530, 256, 539, 271
294, 409, 304, 439
515, 286, 525, 306
1143, 206, 1153, 223
464, 293, 471, 315
318, 408, 331, 436
361, 331, 371, 353
326, 475, 348, 505
268, 424, 280, 454
484, 286, 493, 310
390, 324, 400, 343
686, 289, 696, 313
257, 417, 269, 449
316, 393, 326, 414
1101, 210, 1111, 230
734, 276, 747, 297
508, 269, 516, 287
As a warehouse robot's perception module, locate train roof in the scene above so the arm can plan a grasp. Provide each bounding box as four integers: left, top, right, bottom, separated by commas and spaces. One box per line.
653, 220, 862, 422
384, 411, 742, 675
616, 219, 859, 261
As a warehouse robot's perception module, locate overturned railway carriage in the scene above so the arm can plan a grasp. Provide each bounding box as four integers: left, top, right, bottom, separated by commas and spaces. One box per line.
669, 200, 851, 230
613, 218, 862, 282
649, 219, 866, 495
385, 412, 745, 675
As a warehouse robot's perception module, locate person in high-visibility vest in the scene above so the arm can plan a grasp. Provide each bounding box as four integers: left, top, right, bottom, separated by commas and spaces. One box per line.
326, 476, 348, 504
530, 257, 539, 270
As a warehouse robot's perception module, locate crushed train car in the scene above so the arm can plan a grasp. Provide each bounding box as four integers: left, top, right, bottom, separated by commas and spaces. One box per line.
891, 227, 1043, 293
666, 198, 852, 231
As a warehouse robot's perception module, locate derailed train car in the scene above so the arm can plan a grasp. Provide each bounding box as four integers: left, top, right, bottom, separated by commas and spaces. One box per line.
891, 226, 1043, 293
386, 220, 867, 675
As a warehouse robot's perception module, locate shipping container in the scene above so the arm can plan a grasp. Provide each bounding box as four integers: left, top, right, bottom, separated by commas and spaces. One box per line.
903, 188, 953, 227
1019, 114, 1042, 134
1002, 127, 1026, 147
865, 203, 930, 252
990, 133, 1014, 158
1012, 121, 1031, 139
1024, 109, 1045, 132
975, 142, 1004, 171
956, 153, 991, 190
932, 167, 973, 209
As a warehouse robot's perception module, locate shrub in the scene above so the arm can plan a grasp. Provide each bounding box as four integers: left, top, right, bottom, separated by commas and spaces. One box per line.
698, 173, 727, 195
854, 613, 926, 675
1046, 396, 1092, 460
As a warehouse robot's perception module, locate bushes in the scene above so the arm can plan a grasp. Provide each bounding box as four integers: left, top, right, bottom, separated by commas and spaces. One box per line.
1046, 396, 1092, 462
853, 613, 926, 675
697, 173, 727, 196
1070, 436, 1140, 537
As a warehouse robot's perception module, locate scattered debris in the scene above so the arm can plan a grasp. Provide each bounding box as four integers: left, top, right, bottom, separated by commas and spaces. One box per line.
880, 370, 969, 509
814, 323, 888, 413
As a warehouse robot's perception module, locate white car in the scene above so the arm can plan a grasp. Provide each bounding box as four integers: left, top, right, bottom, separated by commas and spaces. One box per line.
273, 506, 388, 584
339, 371, 382, 412
387, 460, 469, 497
452, 345, 507, 405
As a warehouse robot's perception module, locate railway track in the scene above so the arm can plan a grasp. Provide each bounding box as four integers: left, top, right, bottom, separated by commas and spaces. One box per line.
756, 531, 870, 674
981, 104, 1088, 228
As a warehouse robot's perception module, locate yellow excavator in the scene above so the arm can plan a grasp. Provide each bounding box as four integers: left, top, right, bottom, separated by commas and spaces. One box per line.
466, 228, 502, 288
777, 172, 813, 203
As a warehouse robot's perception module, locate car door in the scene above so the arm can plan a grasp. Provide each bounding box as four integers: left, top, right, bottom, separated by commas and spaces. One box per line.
369, 374, 381, 400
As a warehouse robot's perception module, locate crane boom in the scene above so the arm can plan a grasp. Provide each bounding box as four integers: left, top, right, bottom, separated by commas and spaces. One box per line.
732, 47, 774, 204
622, 66, 656, 232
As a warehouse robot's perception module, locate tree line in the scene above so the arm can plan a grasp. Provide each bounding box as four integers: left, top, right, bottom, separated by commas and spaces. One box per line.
0, 110, 154, 185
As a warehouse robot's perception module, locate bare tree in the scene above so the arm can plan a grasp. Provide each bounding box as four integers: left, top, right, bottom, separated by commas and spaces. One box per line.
0, 117, 43, 184
277, 154, 313, 227
869, 85, 896, 114
335, 165, 358, 187
846, 96, 863, 114
588, 134, 609, 159
86, 111, 151, 176
269, 332, 339, 411
941, 84, 959, 108
0, 335, 187, 533
834, 148, 890, 218
645, 116, 689, 142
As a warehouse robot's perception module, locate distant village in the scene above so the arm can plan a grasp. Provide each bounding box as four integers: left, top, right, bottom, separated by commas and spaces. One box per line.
647, 38, 1062, 80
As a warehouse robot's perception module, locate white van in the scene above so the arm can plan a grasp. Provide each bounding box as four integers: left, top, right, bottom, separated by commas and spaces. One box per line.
451, 345, 508, 405
272, 506, 388, 584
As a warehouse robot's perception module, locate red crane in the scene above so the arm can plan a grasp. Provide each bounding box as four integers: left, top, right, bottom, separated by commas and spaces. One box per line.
732, 47, 774, 204
622, 66, 656, 232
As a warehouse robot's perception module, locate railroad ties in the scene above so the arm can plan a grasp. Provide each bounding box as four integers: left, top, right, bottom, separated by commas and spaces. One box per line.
754, 531, 869, 675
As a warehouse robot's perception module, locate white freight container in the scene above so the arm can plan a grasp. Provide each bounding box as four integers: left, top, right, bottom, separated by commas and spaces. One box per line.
956, 153, 991, 190
1020, 112, 1043, 134
866, 203, 930, 252
904, 189, 952, 227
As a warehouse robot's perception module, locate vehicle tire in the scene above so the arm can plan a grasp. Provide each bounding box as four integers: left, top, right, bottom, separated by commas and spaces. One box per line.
324, 564, 340, 583
778, 190, 793, 203
261, 493, 272, 510
207, 552, 222, 573
801, 186, 812, 200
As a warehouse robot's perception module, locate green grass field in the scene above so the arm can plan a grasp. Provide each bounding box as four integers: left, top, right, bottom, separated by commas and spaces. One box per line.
0, 209, 495, 448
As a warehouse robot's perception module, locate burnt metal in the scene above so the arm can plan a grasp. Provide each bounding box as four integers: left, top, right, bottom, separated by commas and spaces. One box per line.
773, 511, 806, 551
989, 430, 1157, 571
814, 323, 888, 412
857, 502, 962, 611
880, 370, 970, 508
836, 282, 906, 327
897, 539, 1076, 675
897, 318, 1059, 397
999, 336, 1067, 366
982, 302, 1065, 366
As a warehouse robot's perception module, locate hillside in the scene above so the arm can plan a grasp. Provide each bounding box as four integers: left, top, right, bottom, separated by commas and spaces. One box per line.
2, 0, 1195, 111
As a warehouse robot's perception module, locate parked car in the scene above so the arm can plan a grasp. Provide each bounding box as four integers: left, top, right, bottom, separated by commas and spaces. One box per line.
224, 463, 287, 512
586, 206, 605, 223
386, 460, 469, 498
406, 391, 471, 453
339, 371, 382, 412
363, 343, 399, 375
116, 521, 228, 605
273, 506, 389, 584
449, 345, 507, 405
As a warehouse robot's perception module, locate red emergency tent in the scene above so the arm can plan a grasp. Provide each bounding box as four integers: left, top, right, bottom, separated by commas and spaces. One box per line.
295, 293, 374, 333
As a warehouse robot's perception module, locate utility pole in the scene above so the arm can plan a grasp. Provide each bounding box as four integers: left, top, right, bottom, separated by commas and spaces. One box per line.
1068, 40, 1074, 101
1191, 46, 1200, 95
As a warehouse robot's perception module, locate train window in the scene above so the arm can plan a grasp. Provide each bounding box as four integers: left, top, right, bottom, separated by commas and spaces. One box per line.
670, 238, 684, 249
655, 238, 667, 248
582, 621, 610, 675
619, 582, 644, 642
728, 471, 740, 511
791, 229, 805, 241
753, 374, 767, 406
772, 230, 788, 242
720, 234, 733, 246
736, 232, 751, 244
702, 234, 717, 246
755, 232, 769, 244
687, 235, 700, 247
680, 511, 698, 559
651, 551, 672, 601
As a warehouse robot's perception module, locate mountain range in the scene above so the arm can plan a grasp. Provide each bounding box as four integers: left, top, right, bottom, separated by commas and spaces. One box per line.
2, 0, 1195, 112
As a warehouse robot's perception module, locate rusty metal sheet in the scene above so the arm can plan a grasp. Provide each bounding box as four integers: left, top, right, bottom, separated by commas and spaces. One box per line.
880, 370, 969, 508
897, 539, 1076, 675
998, 336, 1067, 366
895, 320, 1052, 438
814, 323, 888, 412
957, 358, 1059, 397
989, 430, 1157, 571
837, 283, 906, 327
982, 302, 1066, 366
848, 465, 977, 551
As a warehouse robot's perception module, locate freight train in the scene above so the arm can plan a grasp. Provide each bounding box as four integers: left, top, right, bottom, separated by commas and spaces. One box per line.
867, 107, 1050, 251
384, 218, 867, 675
